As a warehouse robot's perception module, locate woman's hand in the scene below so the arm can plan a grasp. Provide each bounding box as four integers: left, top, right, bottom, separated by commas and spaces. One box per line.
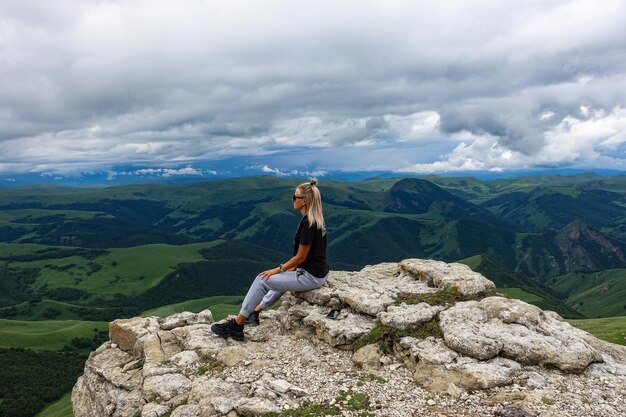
259, 267, 281, 280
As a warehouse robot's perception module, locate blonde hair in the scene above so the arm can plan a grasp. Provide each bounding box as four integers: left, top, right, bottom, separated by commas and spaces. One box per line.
297, 178, 325, 230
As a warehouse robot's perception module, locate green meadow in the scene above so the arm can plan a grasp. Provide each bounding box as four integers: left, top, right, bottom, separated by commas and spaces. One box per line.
35, 393, 73, 417
497, 287, 544, 303
551, 269, 626, 318
2, 241, 222, 301
567, 316, 626, 346
0, 319, 108, 351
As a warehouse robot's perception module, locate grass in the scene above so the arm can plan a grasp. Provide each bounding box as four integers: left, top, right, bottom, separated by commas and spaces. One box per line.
358, 373, 387, 384
567, 316, 626, 346
458, 254, 483, 270
552, 269, 626, 318
396, 284, 496, 306
353, 319, 443, 353
0, 318, 108, 350
262, 404, 340, 416
0, 208, 111, 224
6, 242, 221, 301
3, 299, 112, 321
34, 392, 74, 417
336, 391, 370, 411
496, 287, 544, 303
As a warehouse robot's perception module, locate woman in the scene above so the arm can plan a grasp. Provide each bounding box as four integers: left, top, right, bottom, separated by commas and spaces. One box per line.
211, 178, 329, 341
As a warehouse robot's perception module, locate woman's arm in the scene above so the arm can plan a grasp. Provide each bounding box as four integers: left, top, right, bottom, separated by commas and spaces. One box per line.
259, 244, 310, 279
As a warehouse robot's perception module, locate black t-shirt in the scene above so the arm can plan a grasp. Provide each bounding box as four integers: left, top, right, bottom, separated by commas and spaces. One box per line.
293, 215, 329, 278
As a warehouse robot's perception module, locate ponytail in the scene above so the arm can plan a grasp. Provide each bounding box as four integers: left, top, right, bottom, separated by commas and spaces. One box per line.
297, 178, 325, 230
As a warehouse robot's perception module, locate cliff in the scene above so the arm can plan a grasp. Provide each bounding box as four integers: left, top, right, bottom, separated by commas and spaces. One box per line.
72, 259, 626, 416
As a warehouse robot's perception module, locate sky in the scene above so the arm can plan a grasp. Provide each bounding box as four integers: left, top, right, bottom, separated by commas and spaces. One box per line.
1, 0, 626, 182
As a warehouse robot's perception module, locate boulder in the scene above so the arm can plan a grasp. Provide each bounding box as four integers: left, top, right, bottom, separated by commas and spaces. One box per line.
439, 297, 604, 372
143, 373, 192, 402
378, 303, 443, 330
352, 343, 383, 370
161, 310, 214, 330
109, 316, 160, 354
399, 259, 496, 295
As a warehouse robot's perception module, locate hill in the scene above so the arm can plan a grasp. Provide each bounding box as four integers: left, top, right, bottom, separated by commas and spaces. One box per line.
2, 175, 626, 320
549, 269, 626, 318
458, 254, 584, 319
0, 240, 285, 321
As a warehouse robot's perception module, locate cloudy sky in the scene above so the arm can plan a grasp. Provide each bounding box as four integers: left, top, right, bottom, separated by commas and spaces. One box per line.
1, 0, 626, 180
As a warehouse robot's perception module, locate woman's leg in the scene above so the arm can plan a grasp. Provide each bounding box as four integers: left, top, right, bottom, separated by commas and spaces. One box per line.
258, 290, 283, 311
239, 269, 326, 318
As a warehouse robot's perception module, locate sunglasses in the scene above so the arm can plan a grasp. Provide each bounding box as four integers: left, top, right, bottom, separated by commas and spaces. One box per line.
292, 195, 306, 201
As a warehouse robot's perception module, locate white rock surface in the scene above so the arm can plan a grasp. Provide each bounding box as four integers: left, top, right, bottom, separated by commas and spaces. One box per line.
399, 258, 496, 295
72, 259, 626, 417
439, 297, 604, 372
378, 302, 444, 330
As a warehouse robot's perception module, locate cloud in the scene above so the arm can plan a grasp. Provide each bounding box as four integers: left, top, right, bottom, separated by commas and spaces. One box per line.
400, 106, 626, 173
251, 165, 327, 178
1, 0, 626, 175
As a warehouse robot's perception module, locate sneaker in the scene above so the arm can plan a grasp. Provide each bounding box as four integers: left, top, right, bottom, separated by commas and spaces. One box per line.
245, 310, 261, 326
211, 318, 244, 341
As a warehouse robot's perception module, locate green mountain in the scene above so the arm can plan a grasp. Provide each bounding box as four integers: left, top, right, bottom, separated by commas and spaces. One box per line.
515, 220, 626, 278
548, 269, 626, 318
1, 174, 625, 320
458, 254, 584, 319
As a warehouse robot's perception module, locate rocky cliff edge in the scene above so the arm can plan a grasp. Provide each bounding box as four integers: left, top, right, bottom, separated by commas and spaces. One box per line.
72, 259, 626, 417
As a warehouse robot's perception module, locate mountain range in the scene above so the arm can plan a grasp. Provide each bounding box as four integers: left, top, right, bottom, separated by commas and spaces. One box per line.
2, 173, 626, 417
1, 174, 625, 320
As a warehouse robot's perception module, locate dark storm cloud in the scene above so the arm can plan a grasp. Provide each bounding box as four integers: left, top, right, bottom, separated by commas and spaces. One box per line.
1, 0, 626, 174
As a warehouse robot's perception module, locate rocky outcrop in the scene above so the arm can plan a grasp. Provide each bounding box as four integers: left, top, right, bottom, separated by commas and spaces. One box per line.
73, 259, 626, 417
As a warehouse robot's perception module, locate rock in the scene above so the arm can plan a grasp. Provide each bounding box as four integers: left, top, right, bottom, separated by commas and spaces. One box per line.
235, 397, 280, 416
171, 324, 228, 354
72, 259, 626, 417
446, 382, 463, 398
294, 263, 432, 316
141, 333, 167, 364
439, 297, 604, 372
300, 306, 376, 348
352, 344, 383, 370
378, 303, 444, 330
496, 405, 535, 417
161, 310, 214, 330
171, 404, 202, 417
268, 378, 292, 394
453, 357, 522, 389
217, 345, 246, 366
168, 351, 200, 368
109, 316, 160, 354
143, 374, 191, 401
411, 357, 522, 392
142, 402, 170, 417
122, 359, 143, 372
396, 337, 459, 366
188, 377, 246, 414
399, 259, 496, 295
72, 365, 143, 417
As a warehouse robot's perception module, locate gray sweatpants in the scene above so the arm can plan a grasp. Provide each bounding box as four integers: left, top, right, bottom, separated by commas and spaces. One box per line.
240, 268, 328, 318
